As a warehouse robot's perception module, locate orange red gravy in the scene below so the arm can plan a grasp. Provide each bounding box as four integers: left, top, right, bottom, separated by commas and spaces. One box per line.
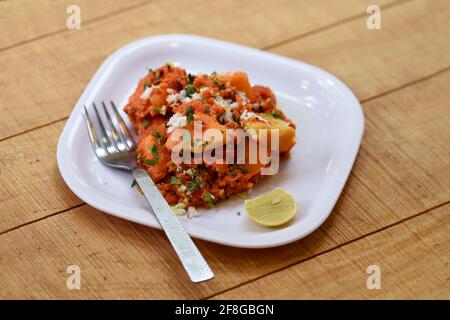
124, 64, 295, 208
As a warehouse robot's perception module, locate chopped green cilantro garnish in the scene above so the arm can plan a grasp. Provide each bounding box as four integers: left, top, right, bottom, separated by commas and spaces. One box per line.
204, 192, 213, 202
211, 71, 218, 82
144, 145, 159, 166
187, 73, 196, 84
230, 163, 237, 176
142, 119, 149, 129
147, 69, 161, 79
187, 181, 197, 192
185, 168, 198, 177
170, 176, 182, 185
268, 112, 283, 119
152, 131, 164, 145
204, 106, 211, 114
239, 166, 249, 174
147, 68, 161, 79
211, 71, 224, 88
150, 145, 159, 160
144, 159, 158, 166
187, 178, 203, 191
184, 84, 196, 97
131, 179, 137, 188
186, 106, 194, 124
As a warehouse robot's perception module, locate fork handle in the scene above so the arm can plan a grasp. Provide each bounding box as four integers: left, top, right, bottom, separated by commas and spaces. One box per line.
132, 168, 214, 282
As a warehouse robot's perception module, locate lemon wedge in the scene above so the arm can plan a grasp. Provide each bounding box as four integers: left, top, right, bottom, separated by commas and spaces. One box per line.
244, 187, 297, 227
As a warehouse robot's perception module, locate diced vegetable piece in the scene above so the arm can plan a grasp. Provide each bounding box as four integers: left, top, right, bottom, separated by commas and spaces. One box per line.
165, 113, 227, 152
150, 90, 165, 108
241, 114, 296, 152
218, 72, 254, 100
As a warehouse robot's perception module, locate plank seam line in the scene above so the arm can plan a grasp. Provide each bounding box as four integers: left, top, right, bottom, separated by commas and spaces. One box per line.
0, 0, 439, 143
0, 116, 69, 143
203, 199, 450, 300
3, 64, 450, 143
261, 0, 414, 50
0, 203, 85, 236
0, 0, 153, 53
360, 66, 450, 103
0, 0, 423, 142
0, 0, 410, 54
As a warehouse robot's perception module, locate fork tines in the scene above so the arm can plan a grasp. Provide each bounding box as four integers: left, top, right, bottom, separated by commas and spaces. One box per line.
84, 101, 135, 157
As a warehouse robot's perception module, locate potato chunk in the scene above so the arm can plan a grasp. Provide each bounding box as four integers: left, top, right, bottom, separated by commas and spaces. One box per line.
241, 114, 296, 153
218, 72, 254, 100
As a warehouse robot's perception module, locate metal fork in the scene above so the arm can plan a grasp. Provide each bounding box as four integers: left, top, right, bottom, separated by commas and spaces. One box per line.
83, 101, 214, 283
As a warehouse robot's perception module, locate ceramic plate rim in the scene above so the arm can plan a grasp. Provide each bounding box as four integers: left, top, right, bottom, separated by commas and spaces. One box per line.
57, 34, 364, 248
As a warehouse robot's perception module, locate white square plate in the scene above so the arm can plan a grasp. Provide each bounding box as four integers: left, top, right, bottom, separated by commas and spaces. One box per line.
57, 34, 364, 248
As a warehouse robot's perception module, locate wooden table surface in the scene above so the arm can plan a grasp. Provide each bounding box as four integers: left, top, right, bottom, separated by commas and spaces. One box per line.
0, 0, 449, 299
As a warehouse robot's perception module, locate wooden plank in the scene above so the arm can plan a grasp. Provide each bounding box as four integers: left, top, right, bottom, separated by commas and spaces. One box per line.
0, 195, 448, 299
1, 61, 449, 234
0, 71, 449, 299
0, 0, 398, 140
0, 0, 148, 49
0, 0, 392, 50
271, 0, 450, 100
0, 121, 82, 231
213, 203, 450, 299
